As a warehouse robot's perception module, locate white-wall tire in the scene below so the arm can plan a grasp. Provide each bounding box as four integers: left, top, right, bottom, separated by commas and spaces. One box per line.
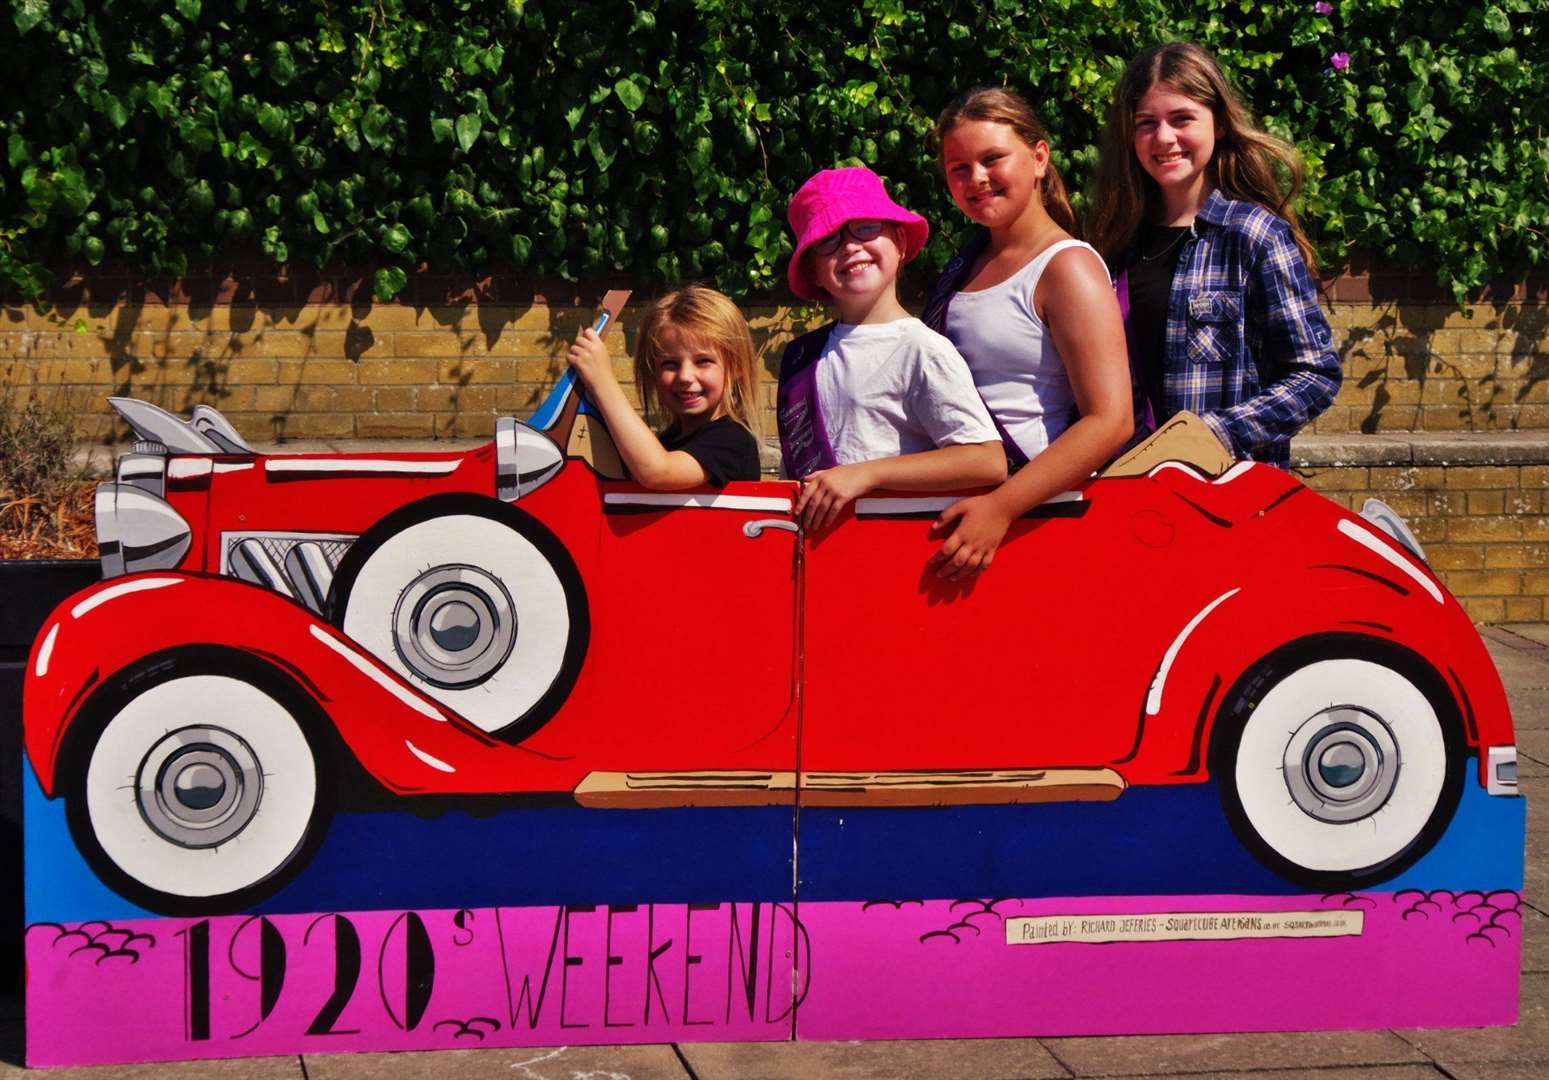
1219, 653, 1462, 887
336, 504, 586, 740
69, 666, 326, 913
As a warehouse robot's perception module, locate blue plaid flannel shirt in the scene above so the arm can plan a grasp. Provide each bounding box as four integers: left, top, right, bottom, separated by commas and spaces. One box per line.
1125, 189, 1341, 468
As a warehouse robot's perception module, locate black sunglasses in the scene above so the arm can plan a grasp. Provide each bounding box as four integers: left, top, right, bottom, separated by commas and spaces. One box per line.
812, 219, 886, 256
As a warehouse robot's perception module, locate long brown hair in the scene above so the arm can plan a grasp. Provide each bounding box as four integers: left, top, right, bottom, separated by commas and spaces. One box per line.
933, 87, 1078, 236
1088, 42, 1317, 271
633, 284, 761, 437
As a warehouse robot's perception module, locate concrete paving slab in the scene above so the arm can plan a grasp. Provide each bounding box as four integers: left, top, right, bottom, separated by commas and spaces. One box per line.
0, 1055, 304, 1079
1483, 643, 1549, 697
1157, 1068, 1445, 1080
1396, 973, 1549, 1066
304, 1043, 689, 1080
1038, 1030, 1429, 1076
1517, 731, 1549, 777
682, 1038, 1069, 1080
1439, 1066, 1549, 1080
1522, 901, 1549, 974
1499, 626, 1549, 650
1522, 777, 1548, 903
1510, 689, 1549, 732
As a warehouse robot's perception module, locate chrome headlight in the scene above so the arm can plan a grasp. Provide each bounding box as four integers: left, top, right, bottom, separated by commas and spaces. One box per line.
495, 416, 564, 501
95, 481, 192, 579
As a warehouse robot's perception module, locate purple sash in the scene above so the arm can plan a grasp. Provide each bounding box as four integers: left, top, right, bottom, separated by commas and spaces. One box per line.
776, 324, 839, 479
1114, 269, 1158, 443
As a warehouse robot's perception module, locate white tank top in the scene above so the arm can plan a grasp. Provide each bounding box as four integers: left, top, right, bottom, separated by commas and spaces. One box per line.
944, 239, 1104, 461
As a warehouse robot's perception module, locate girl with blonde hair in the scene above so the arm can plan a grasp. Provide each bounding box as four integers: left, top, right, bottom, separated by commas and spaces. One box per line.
569, 284, 761, 487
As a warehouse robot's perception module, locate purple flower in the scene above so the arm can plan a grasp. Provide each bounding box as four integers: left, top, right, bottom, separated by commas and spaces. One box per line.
1330, 51, 1351, 70
1314, 1, 1333, 14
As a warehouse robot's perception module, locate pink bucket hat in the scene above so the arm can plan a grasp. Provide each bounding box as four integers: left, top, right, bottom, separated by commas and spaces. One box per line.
786, 166, 930, 302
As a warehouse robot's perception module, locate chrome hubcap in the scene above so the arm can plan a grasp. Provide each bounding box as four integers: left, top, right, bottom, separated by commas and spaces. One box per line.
138, 727, 263, 848
1282, 706, 1400, 823
392, 564, 517, 689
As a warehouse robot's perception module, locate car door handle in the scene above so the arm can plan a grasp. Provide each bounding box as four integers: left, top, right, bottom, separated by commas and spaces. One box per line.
742, 519, 799, 539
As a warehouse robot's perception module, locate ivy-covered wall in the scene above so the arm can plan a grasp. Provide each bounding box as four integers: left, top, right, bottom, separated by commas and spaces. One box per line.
1, 0, 1544, 304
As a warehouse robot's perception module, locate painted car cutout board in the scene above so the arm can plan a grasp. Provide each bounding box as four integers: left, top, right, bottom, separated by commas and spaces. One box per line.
20, 354, 1524, 1065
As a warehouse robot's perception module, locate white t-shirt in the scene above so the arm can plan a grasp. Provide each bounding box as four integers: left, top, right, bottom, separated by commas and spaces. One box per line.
945, 239, 1104, 460
814, 317, 1000, 466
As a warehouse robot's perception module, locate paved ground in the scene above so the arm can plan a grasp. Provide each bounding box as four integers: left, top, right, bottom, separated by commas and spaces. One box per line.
1, 624, 1545, 1078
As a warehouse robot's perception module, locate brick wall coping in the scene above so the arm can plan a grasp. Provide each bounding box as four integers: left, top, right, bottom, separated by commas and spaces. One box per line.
1292, 432, 1549, 469
72, 432, 1549, 478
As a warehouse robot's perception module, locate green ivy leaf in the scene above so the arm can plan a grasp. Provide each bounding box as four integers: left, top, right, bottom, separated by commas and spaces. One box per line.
454, 112, 481, 153
360, 105, 392, 150
382, 222, 411, 253
266, 42, 296, 86
374, 265, 408, 301
613, 77, 646, 112
587, 127, 617, 172
13, 0, 48, 36
175, 0, 201, 22
429, 117, 454, 144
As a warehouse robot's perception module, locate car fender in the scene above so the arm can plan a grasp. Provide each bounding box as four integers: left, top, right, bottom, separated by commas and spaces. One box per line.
1123, 561, 1512, 788
23, 572, 571, 798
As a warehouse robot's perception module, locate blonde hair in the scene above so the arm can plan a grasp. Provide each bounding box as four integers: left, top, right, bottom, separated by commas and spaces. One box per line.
932, 87, 1078, 236
1089, 42, 1317, 271
634, 284, 761, 436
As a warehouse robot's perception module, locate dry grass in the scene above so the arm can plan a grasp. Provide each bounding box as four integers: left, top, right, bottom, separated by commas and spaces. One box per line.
2, 374, 98, 560
0, 479, 98, 559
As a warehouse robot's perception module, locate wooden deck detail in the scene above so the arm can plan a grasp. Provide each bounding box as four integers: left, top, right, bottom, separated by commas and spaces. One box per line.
573, 768, 1126, 809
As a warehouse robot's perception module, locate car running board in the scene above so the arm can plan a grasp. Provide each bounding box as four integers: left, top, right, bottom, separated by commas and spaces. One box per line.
573, 767, 1126, 808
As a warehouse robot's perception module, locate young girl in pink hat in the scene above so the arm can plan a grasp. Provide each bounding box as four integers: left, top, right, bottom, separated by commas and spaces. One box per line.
778, 166, 1007, 531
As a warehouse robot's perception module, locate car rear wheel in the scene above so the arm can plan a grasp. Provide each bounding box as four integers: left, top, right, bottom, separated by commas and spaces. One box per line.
332, 498, 588, 742
1214, 644, 1464, 890
65, 653, 331, 914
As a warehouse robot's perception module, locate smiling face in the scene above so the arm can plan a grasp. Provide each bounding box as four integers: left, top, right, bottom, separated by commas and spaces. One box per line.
941, 119, 1049, 230
650, 323, 727, 431
805, 220, 903, 317
1132, 82, 1217, 209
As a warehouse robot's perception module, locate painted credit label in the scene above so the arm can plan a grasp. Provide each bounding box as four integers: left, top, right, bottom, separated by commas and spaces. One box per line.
1007, 909, 1364, 944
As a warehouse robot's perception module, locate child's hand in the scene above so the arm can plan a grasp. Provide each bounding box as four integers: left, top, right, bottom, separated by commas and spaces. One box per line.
566, 327, 613, 388
796, 463, 874, 531
929, 494, 1015, 579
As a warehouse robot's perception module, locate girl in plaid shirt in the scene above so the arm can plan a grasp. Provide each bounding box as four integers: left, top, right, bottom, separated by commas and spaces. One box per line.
1089, 43, 1341, 469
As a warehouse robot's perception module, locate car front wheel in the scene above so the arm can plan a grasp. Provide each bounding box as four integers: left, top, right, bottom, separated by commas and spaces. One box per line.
332, 498, 588, 743
1214, 644, 1464, 890
65, 654, 331, 914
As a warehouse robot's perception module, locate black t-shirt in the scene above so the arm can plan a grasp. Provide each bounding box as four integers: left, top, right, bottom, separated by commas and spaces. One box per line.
660, 416, 761, 486
1127, 222, 1192, 421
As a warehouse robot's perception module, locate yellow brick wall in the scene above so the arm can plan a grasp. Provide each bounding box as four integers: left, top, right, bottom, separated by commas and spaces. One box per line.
1316, 300, 1549, 434
0, 300, 822, 443
2, 294, 1544, 441
1298, 463, 1549, 623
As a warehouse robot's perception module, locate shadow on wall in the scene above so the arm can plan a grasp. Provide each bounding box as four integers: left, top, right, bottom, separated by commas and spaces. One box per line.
1336, 301, 1548, 434
11, 276, 827, 445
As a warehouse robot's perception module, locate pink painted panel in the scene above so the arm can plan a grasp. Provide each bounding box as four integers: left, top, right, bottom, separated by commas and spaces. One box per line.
27, 903, 803, 1067
796, 892, 1520, 1040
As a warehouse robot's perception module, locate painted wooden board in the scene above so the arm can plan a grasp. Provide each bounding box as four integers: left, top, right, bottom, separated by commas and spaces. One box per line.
17, 388, 1523, 1066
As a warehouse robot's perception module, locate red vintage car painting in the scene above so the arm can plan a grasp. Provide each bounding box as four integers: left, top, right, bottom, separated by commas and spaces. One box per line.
22, 386, 1520, 914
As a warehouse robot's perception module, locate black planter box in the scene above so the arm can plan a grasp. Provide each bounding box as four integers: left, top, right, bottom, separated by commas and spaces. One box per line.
1, 559, 100, 994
